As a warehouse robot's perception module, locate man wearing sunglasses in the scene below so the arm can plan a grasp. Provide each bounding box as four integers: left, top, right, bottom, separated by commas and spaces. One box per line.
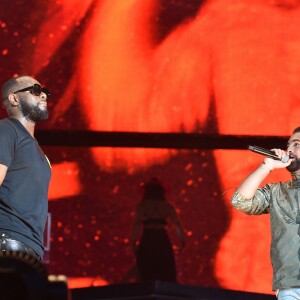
0, 75, 51, 260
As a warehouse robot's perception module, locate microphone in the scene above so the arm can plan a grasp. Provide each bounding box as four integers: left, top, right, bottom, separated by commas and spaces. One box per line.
248, 145, 290, 163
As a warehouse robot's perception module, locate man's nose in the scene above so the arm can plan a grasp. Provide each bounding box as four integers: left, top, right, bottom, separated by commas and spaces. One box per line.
41, 92, 47, 99
287, 146, 293, 154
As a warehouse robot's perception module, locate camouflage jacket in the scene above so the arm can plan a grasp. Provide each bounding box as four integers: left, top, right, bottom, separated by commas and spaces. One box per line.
232, 181, 300, 290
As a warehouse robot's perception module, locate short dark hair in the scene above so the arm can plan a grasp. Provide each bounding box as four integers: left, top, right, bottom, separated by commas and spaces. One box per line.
293, 127, 300, 134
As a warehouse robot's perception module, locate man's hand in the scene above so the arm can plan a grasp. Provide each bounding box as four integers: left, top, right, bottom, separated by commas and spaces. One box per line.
263, 148, 292, 171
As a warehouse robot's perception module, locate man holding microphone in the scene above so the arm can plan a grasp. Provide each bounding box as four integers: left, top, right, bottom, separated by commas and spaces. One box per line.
232, 127, 300, 299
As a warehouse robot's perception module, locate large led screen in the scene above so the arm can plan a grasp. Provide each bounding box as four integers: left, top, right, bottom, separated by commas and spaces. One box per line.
0, 0, 299, 295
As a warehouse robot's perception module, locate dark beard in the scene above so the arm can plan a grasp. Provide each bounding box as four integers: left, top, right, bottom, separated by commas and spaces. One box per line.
286, 157, 300, 173
19, 99, 48, 123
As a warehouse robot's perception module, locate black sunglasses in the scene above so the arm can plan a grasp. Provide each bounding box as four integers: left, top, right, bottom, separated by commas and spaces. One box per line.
13, 84, 50, 97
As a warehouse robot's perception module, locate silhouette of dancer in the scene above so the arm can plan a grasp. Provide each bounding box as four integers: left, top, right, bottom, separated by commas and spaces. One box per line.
132, 177, 185, 282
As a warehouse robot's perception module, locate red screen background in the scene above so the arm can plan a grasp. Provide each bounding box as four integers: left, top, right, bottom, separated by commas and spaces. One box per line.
1, 0, 300, 294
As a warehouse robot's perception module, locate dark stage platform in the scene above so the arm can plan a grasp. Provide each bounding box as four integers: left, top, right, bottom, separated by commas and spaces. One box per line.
71, 281, 275, 300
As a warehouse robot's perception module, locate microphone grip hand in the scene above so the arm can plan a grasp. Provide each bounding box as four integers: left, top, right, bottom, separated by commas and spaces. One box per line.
263, 149, 292, 170
248, 145, 291, 165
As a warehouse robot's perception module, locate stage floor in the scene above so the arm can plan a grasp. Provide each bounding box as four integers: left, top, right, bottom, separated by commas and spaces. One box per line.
71, 281, 275, 300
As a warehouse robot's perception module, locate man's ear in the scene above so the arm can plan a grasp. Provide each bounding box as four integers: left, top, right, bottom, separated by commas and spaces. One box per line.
7, 93, 19, 106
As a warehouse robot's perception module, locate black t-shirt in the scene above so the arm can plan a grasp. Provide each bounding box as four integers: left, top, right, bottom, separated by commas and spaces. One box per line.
0, 118, 51, 257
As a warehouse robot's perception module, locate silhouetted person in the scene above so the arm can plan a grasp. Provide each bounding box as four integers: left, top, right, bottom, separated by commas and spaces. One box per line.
132, 177, 185, 282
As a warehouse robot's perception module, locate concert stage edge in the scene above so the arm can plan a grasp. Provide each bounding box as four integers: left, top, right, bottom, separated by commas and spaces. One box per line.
71, 281, 276, 300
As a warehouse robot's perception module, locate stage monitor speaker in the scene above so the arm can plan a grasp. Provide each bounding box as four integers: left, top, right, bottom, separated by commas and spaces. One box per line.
0, 251, 70, 300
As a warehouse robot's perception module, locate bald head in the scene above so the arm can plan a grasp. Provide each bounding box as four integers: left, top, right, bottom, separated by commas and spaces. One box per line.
1, 75, 34, 103
0, 75, 49, 123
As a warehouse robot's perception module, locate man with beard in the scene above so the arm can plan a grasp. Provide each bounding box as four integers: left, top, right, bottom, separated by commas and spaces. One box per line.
0, 75, 51, 260
231, 127, 300, 299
